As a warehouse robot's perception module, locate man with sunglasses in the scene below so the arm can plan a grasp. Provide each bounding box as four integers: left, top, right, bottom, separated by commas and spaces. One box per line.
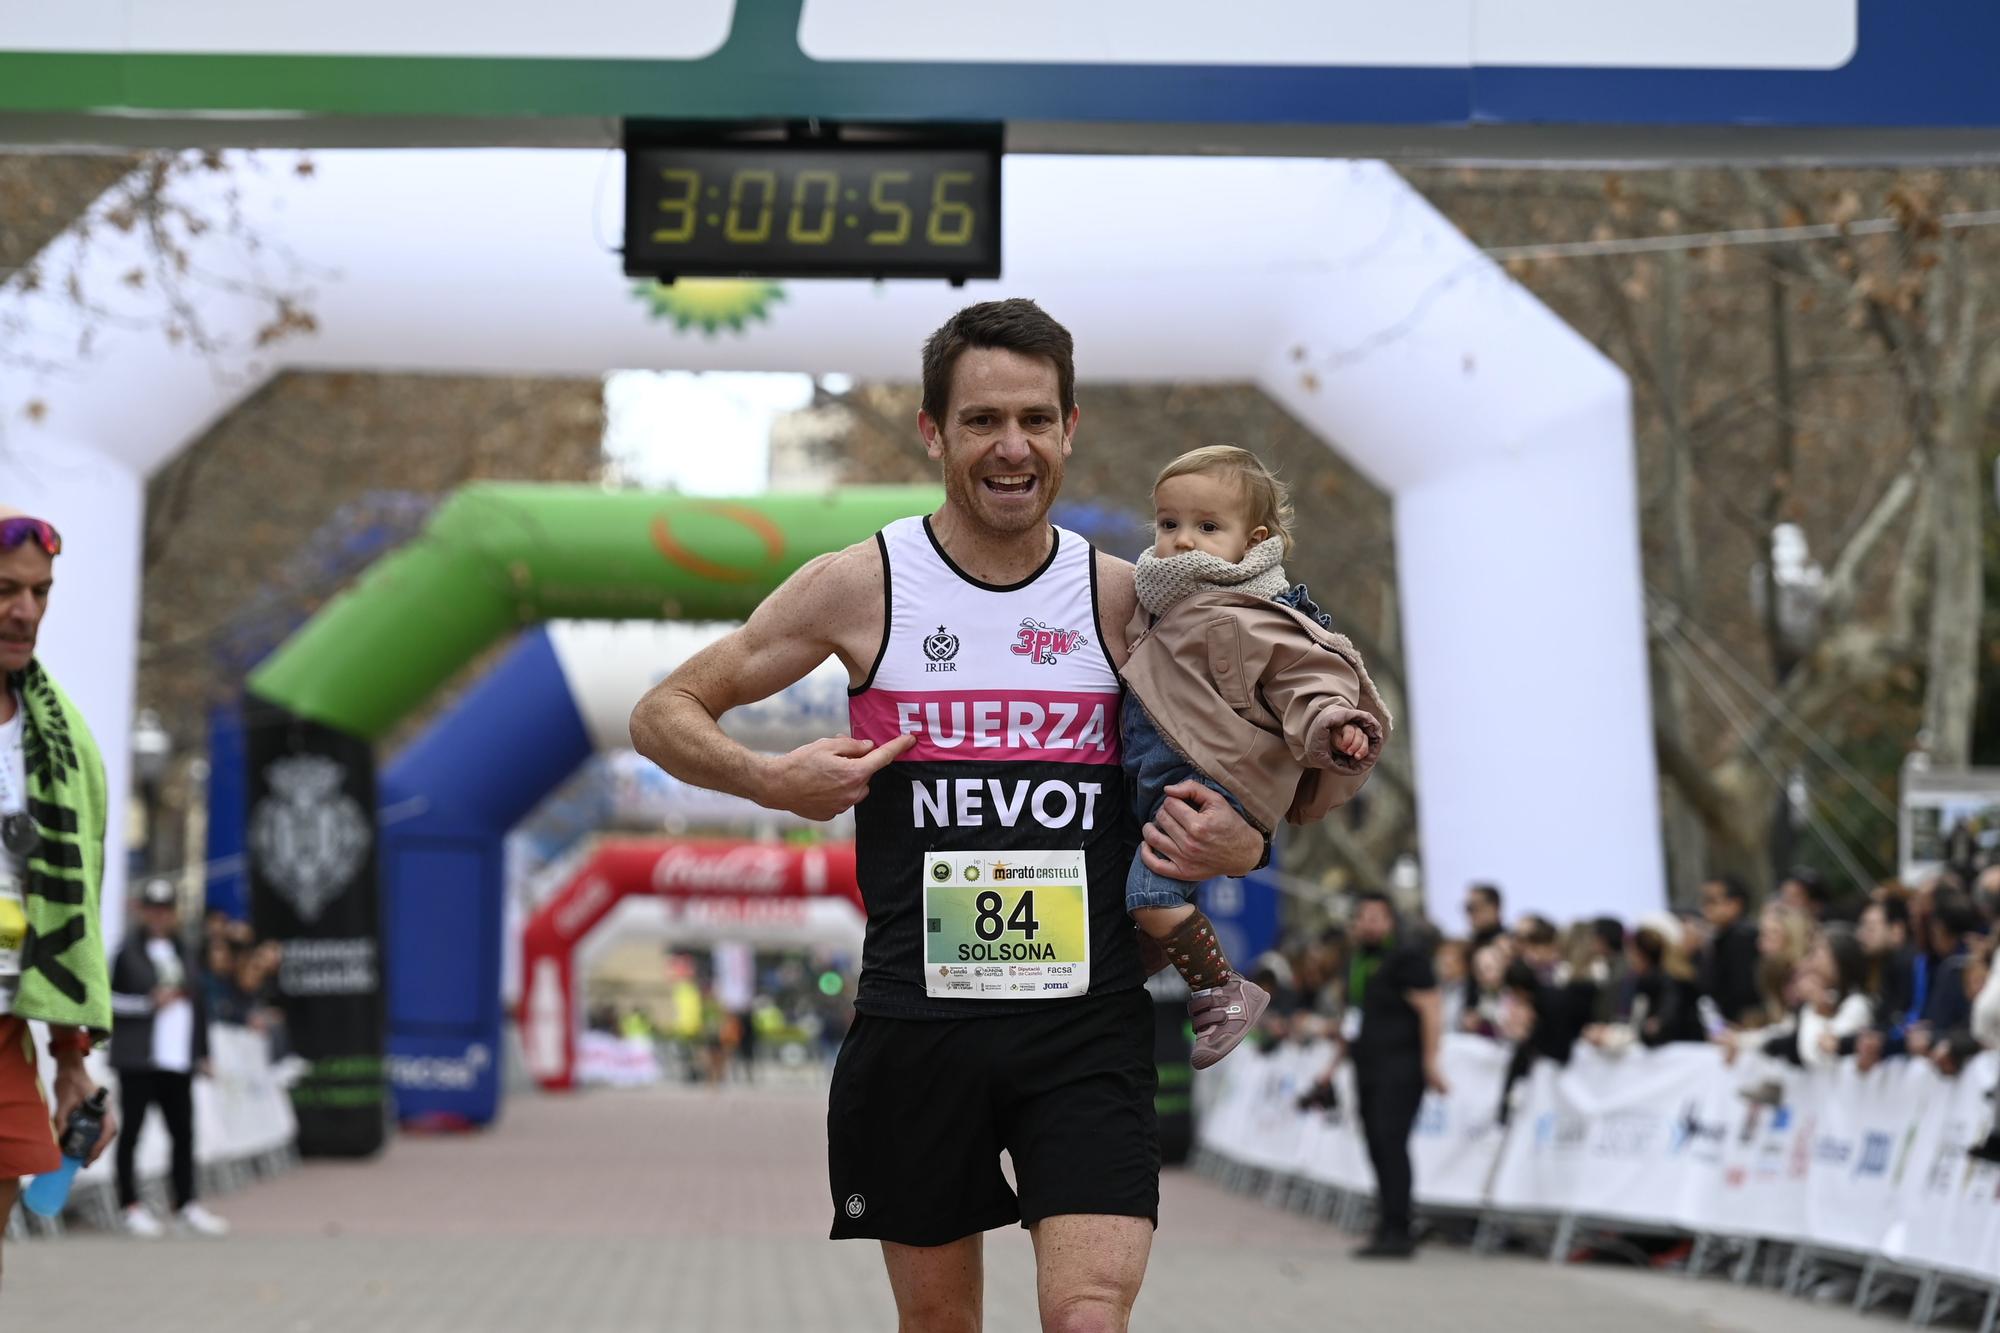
0, 507, 116, 1277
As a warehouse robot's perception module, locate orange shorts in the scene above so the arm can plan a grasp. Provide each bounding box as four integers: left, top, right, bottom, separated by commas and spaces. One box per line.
0, 1017, 59, 1179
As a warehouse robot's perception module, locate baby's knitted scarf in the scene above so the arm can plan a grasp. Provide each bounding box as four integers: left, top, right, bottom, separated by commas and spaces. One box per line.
1133, 535, 1290, 618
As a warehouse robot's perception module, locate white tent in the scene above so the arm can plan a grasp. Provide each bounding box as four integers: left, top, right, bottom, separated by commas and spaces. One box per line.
2, 151, 1659, 924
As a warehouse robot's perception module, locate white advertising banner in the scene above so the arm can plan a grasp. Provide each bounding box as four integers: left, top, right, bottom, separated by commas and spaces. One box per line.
1411, 1036, 1511, 1209
1202, 1037, 2000, 1282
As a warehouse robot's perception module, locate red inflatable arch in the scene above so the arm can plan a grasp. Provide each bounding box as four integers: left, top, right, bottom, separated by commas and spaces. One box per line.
518, 837, 859, 1089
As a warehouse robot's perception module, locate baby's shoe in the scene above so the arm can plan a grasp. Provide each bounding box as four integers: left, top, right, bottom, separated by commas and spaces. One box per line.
1189, 975, 1270, 1070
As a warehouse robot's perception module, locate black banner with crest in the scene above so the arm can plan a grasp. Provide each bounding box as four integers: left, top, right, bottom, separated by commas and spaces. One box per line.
244, 698, 384, 1157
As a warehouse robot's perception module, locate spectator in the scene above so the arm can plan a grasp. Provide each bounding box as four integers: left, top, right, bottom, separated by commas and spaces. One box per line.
236, 939, 288, 1062
1779, 925, 1877, 1071
1588, 917, 1632, 1024
1697, 875, 1761, 1026
1975, 865, 2000, 924
109, 878, 227, 1239
1434, 938, 1470, 1036
1927, 937, 1992, 1081
1905, 889, 1981, 1059
1626, 920, 1707, 1047
1317, 891, 1445, 1260
1754, 903, 1816, 1028
1462, 883, 1505, 1013
201, 930, 250, 1027
1502, 957, 1589, 1069
1461, 939, 1511, 1038
1963, 941, 2000, 1162
1298, 926, 1350, 1020
1513, 914, 1561, 981
1857, 896, 1916, 1029
1464, 883, 1504, 951
1779, 867, 1833, 923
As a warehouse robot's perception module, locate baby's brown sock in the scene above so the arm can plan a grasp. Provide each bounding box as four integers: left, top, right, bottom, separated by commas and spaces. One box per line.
1163, 909, 1234, 993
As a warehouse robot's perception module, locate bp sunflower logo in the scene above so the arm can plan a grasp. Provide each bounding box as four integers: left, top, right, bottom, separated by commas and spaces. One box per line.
633, 279, 785, 335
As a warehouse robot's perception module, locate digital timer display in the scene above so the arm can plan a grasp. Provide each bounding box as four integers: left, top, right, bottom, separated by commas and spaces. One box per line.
623, 140, 1002, 281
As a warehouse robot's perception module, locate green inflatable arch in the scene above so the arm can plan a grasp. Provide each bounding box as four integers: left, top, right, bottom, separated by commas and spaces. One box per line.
248, 482, 940, 736
228, 481, 939, 1148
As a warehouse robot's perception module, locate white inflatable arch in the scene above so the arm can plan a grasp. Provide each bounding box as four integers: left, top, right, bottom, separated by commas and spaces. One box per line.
1, 151, 1659, 925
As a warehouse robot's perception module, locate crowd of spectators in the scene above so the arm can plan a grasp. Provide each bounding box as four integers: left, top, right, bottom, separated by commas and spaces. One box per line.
197, 909, 289, 1060
1243, 863, 2000, 1157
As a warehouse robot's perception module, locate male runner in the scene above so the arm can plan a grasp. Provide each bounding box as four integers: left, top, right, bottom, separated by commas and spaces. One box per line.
630, 298, 1263, 1332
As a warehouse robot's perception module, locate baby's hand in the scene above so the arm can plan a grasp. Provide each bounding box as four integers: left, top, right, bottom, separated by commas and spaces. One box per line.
1336, 724, 1369, 759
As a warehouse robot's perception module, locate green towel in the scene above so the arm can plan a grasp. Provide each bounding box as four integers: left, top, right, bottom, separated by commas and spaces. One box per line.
8, 662, 111, 1037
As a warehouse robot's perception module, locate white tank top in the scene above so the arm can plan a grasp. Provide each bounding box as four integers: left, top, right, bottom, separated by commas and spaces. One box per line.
846, 516, 1141, 1017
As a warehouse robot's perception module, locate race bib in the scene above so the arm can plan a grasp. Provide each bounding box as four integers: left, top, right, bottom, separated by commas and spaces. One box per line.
0, 873, 23, 999
924, 849, 1089, 999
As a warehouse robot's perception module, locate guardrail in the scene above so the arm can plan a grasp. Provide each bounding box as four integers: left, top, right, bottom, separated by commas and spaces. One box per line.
1195, 1033, 2000, 1328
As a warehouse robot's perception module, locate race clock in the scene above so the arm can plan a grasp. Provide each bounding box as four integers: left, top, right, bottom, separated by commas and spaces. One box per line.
624, 123, 1002, 283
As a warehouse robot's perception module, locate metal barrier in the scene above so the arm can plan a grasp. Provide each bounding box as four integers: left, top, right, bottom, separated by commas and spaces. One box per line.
1194, 1033, 2000, 1328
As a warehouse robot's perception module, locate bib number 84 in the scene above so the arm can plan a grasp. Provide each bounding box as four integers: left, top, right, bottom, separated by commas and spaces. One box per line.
975, 891, 1040, 941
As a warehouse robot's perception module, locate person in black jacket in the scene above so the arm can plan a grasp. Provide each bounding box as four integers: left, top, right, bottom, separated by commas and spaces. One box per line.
1309, 892, 1446, 1260
1698, 876, 1761, 1026
109, 878, 227, 1239
1458, 883, 1504, 1009
1629, 924, 1708, 1046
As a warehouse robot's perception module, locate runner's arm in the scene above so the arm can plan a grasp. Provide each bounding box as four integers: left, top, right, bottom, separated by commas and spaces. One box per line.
628, 545, 912, 820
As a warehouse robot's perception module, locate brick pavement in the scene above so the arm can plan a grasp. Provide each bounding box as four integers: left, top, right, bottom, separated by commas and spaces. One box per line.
2, 1080, 1900, 1332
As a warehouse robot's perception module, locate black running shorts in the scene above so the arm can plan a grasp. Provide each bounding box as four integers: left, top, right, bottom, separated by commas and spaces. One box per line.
827, 986, 1159, 1246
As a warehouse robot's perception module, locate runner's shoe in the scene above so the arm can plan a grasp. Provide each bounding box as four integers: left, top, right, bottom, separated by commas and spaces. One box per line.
1188, 975, 1269, 1070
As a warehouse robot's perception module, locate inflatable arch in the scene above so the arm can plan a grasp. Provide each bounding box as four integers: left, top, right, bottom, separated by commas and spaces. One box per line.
15, 153, 1661, 952
518, 837, 862, 1091
219, 483, 935, 1135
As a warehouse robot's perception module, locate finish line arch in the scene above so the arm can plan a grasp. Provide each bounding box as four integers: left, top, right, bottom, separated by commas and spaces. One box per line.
519, 837, 862, 1092
15, 153, 1665, 1143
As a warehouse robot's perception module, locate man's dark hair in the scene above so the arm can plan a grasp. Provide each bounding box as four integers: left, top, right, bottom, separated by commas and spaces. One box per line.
1502, 959, 1541, 996
1468, 883, 1503, 913
1785, 867, 1831, 908
1934, 889, 1981, 941
920, 298, 1076, 426
1591, 916, 1626, 955
1354, 890, 1395, 915
1706, 874, 1751, 908
1875, 895, 1912, 931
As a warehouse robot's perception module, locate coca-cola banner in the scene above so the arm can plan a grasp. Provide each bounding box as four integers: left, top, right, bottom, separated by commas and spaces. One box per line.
519, 837, 859, 1090
244, 700, 386, 1157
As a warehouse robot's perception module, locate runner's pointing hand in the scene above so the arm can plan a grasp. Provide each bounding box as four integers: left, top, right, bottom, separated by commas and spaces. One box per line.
767, 733, 917, 821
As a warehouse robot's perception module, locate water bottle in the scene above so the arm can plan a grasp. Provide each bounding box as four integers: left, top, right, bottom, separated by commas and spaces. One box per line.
21, 1087, 108, 1218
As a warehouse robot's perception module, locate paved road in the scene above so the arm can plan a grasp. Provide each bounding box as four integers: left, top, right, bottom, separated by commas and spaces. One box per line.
4, 1080, 1900, 1331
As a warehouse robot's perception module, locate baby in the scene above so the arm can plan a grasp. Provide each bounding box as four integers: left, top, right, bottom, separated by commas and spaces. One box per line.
1120, 446, 1390, 1068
